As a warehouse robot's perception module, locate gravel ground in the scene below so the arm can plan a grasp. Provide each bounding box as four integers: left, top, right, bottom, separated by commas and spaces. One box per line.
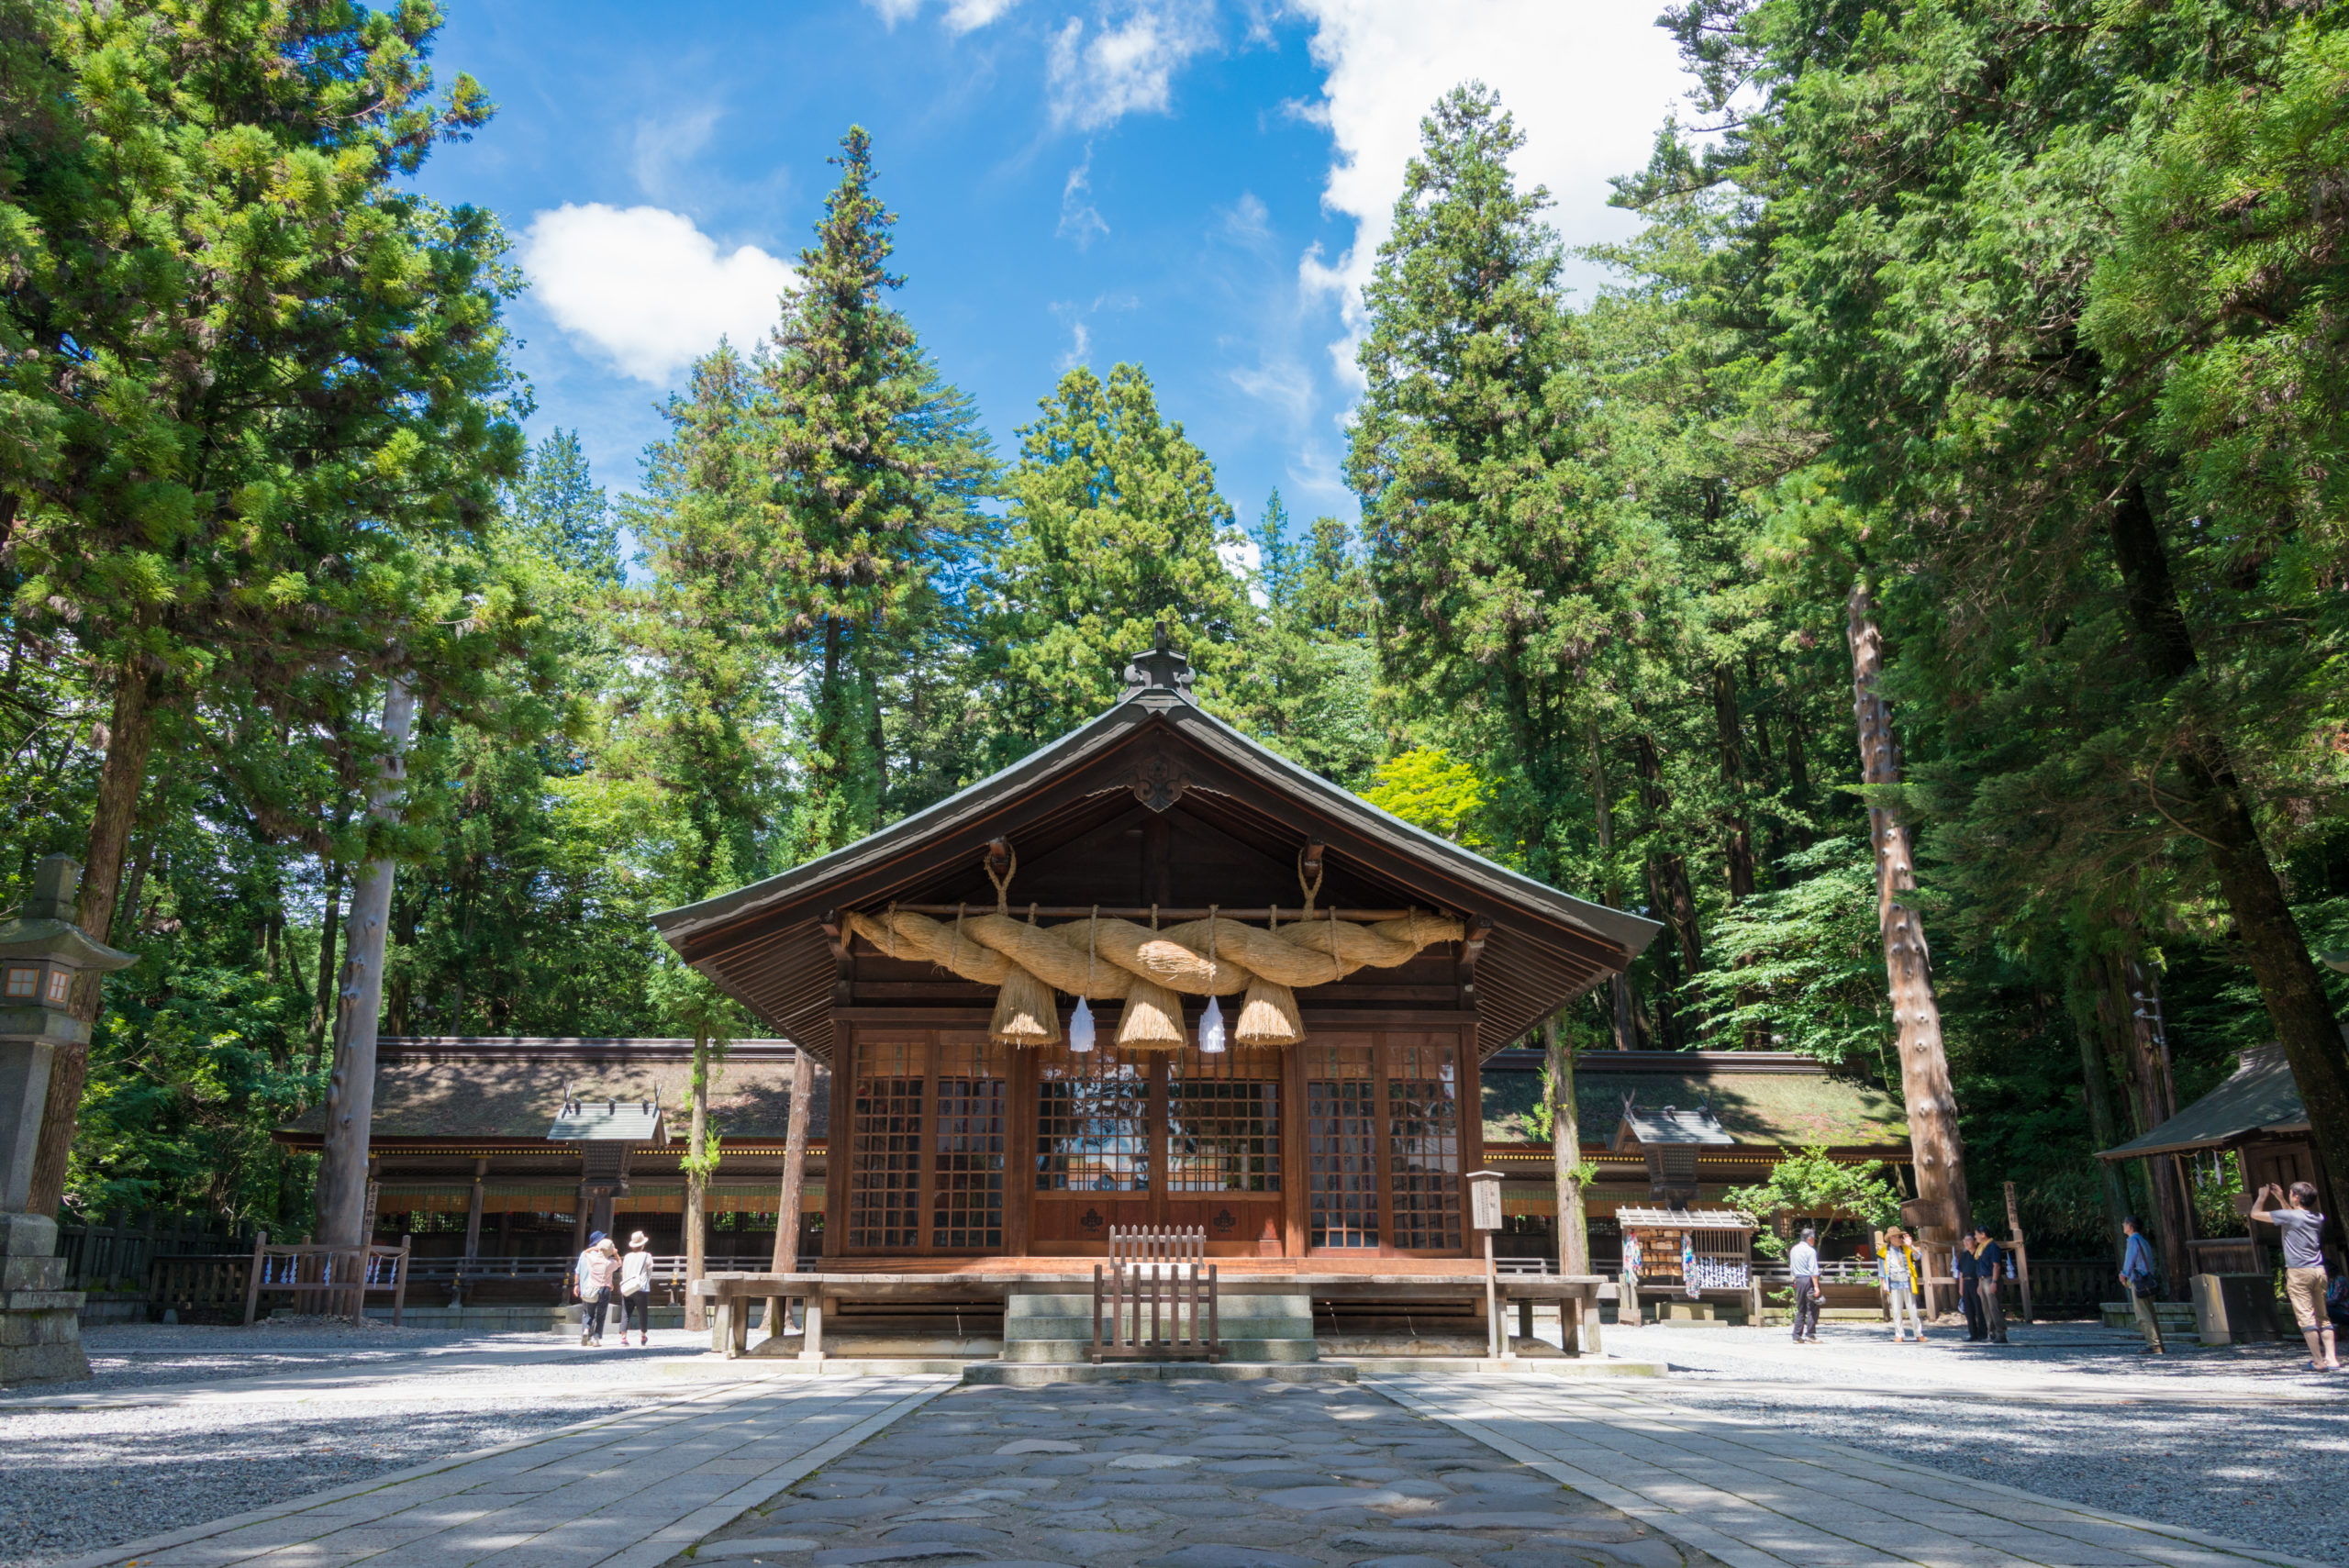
0, 1395, 641, 1567
1607, 1321, 2349, 1562
0, 1325, 716, 1568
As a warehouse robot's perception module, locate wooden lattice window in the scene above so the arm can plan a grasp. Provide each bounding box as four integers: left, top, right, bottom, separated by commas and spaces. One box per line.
1036, 1045, 1149, 1191
848, 1039, 924, 1250
1168, 1046, 1280, 1192
932, 1040, 1007, 1249
1307, 1042, 1378, 1248
1386, 1039, 1462, 1251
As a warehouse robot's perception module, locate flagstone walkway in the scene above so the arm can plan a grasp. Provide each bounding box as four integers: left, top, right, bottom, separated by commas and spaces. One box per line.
53, 1374, 951, 1568
1373, 1374, 2329, 1568
46, 1365, 2332, 1568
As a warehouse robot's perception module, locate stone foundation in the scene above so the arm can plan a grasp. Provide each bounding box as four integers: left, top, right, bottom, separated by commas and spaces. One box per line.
1, 1211, 90, 1384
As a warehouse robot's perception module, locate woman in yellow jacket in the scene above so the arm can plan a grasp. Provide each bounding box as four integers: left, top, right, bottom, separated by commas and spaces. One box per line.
1878, 1226, 1928, 1342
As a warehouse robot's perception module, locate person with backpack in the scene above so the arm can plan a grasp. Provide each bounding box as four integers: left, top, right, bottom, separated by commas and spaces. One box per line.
1954, 1233, 1986, 1340
618, 1229, 655, 1347
573, 1231, 621, 1347
2120, 1216, 2165, 1355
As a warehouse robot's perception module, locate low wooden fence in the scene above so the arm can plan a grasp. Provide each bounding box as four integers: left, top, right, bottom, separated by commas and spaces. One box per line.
242, 1235, 410, 1325
401, 1251, 809, 1306
1091, 1226, 1221, 1364
61, 1210, 250, 1292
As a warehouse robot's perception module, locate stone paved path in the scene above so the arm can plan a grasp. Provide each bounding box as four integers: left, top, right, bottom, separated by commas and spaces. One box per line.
681, 1376, 1718, 1568
1373, 1374, 2330, 1568
55, 1374, 949, 1568
52, 1369, 2332, 1568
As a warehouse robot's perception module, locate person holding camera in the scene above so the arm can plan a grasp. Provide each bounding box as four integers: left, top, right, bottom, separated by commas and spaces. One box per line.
2249, 1182, 2339, 1372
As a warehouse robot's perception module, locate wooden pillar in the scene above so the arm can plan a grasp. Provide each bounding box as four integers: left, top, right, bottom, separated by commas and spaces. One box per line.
462, 1159, 486, 1261
824, 1038, 852, 1259
1006, 1044, 1036, 1257
1282, 1039, 1308, 1257
1457, 1032, 1486, 1256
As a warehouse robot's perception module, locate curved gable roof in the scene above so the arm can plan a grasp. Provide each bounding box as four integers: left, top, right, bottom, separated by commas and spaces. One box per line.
653, 642, 1660, 1059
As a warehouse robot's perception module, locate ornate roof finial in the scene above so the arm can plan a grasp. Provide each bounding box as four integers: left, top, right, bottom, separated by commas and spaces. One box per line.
1121, 628, 1196, 706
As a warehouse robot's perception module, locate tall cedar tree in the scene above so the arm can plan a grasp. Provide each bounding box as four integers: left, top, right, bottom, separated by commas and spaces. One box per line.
1659, 0, 2349, 1214
0, 0, 528, 1216
763, 128, 988, 852
1346, 85, 1653, 887
985, 362, 1243, 754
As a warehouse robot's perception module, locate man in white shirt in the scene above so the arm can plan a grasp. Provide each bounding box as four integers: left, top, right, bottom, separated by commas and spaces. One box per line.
1789, 1227, 1822, 1343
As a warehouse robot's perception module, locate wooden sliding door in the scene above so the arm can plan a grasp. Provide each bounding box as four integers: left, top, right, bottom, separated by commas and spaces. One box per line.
841, 1030, 1008, 1257
1302, 1029, 1470, 1257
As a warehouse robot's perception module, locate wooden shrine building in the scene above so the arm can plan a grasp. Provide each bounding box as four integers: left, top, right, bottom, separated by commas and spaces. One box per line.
650, 639, 1661, 1357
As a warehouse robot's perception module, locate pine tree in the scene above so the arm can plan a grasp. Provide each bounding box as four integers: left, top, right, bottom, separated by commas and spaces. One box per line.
513, 430, 621, 584
985, 363, 1244, 754
762, 128, 992, 852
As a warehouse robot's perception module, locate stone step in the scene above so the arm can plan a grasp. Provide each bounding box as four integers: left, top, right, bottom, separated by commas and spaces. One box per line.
999, 1336, 1319, 1363
1003, 1314, 1312, 1341
963, 1360, 1357, 1385
1007, 1291, 1308, 1318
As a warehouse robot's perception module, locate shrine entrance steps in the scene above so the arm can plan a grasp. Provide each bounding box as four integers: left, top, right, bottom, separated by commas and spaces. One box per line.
964, 1286, 1343, 1384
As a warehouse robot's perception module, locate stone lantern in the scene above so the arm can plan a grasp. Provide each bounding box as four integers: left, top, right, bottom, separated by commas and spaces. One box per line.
0, 854, 135, 1384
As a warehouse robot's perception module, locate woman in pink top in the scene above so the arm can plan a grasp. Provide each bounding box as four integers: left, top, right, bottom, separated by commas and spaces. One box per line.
575, 1234, 622, 1346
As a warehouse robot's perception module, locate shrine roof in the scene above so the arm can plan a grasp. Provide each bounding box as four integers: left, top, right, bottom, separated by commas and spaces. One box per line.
275, 1038, 823, 1145
1480, 1050, 1911, 1151
651, 640, 1660, 1062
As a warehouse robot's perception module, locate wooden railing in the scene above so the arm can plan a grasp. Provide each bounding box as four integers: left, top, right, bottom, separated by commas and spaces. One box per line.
241, 1234, 410, 1325
61, 1210, 250, 1291
1093, 1225, 1220, 1363
402, 1251, 806, 1306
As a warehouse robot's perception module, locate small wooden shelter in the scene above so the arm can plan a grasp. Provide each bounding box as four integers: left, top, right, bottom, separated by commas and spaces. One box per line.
648, 638, 1659, 1357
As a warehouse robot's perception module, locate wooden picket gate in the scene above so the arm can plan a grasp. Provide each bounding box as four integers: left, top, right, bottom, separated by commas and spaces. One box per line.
1091, 1226, 1221, 1363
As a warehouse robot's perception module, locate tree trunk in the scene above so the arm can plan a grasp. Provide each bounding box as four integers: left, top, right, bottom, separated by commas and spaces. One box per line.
2105, 482, 2349, 1224
771, 1044, 815, 1276
1712, 664, 1757, 902
1544, 1017, 1588, 1281
313, 680, 416, 1269
309, 858, 344, 1066
28, 659, 158, 1218
2068, 960, 2135, 1239
2110, 952, 2193, 1292
1632, 733, 1702, 978
686, 1031, 709, 1333
1847, 577, 1971, 1263
1588, 728, 1634, 1050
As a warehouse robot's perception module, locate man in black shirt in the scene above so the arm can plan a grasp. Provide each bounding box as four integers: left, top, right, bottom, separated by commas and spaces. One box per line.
1970, 1224, 2009, 1344
1954, 1235, 1986, 1340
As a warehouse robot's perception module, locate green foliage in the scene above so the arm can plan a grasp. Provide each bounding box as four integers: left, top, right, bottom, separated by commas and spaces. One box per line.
1362, 749, 1490, 848
1721, 1147, 1902, 1260
1683, 837, 1887, 1067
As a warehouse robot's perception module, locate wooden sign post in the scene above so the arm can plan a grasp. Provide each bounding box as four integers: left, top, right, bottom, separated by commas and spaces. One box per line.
2004, 1180, 2033, 1325
1468, 1170, 1506, 1360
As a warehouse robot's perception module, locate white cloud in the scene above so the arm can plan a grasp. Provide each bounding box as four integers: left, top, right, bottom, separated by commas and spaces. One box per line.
630, 107, 719, 202
1220, 191, 1273, 245
864, 0, 1019, 30
521, 204, 795, 385
1058, 149, 1109, 247
1229, 355, 1312, 423
1048, 1, 1217, 130
1289, 0, 1688, 384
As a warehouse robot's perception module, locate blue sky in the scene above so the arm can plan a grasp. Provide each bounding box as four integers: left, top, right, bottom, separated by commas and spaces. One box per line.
414, 0, 1690, 540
